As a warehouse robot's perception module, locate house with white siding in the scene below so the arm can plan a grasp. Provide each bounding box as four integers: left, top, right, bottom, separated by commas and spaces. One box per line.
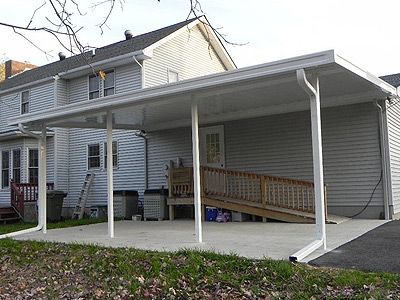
0, 17, 234, 220
1, 15, 400, 236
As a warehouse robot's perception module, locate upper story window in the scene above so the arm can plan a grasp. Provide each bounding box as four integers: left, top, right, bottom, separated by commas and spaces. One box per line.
88, 143, 100, 169
168, 70, 179, 83
103, 71, 115, 96
88, 70, 115, 100
89, 75, 100, 99
21, 91, 30, 114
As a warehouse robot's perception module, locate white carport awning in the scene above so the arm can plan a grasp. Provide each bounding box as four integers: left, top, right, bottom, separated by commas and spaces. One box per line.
8, 50, 398, 130
7, 49, 398, 259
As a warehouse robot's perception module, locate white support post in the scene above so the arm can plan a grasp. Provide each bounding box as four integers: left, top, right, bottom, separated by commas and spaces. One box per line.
39, 124, 47, 234
290, 69, 326, 261
191, 100, 203, 243
107, 111, 114, 238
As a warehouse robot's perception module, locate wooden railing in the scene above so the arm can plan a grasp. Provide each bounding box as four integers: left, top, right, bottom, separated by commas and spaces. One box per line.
170, 167, 327, 215
11, 182, 54, 217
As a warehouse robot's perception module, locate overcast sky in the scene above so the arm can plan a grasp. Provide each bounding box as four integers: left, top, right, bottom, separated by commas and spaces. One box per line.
1, 0, 399, 77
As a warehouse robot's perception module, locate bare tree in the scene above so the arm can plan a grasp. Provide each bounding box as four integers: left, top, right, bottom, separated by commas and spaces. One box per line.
0, 0, 244, 61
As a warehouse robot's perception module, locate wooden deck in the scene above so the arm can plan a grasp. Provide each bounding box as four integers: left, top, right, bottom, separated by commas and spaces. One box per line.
168, 167, 331, 223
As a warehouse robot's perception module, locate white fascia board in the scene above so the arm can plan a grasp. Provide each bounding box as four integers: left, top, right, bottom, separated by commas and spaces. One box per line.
0, 76, 54, 96
7, 50, 337, 127
334, 53, 398, 97
58, 50, 151, 79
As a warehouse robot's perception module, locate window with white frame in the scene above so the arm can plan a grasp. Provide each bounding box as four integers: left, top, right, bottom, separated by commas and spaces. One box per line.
1, 151, 10, 188
89, 75, 100, 100
21, 91, 30, 114
88, 144, 100, 169
28, 149, 39, 184
103, 70, 115, 96
88, 70, 115, 99
167, 70, 179, 83
104, 141, 118, 169
12, 149, 21, 183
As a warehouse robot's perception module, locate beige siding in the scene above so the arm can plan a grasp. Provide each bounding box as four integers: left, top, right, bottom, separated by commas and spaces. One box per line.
144, 25, 227, 88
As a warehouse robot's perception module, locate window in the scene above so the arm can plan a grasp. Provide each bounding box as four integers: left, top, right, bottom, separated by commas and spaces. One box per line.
88, 70, 115, 99
21, 91, 30, 114
89, 75, 100, 99
88, 144, 100, 169
28, 149, 39, 184
168, 70, 179, 83
1, 151, 10, 188
12, 149, 21, 183
103, 71, 115, 96
104, 141, 118, 169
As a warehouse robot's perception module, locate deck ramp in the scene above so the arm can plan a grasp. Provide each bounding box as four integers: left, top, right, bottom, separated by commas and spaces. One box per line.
168, 167, 344, 223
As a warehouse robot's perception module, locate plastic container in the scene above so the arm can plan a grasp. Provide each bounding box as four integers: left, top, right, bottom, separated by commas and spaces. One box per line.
206, 207, 218, 221
46, 190, 67, 222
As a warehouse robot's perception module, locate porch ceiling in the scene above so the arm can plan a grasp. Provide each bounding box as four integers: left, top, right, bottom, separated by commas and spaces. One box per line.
8, 50, 398, 131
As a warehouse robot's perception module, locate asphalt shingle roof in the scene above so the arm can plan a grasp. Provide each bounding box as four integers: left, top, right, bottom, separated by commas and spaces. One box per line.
380, 73, 400, 88
0, 17, 198, 91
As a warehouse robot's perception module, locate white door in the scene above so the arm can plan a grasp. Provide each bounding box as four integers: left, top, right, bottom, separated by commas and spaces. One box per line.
200, 125, 225, 169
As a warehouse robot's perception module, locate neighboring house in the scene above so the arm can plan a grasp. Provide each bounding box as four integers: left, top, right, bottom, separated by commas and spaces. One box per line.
2, 18, 400, 222
0, 16, 235, 216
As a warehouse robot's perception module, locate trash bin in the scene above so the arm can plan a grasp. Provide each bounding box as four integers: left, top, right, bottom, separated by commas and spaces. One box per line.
46, 190, 67, 222
113, 190, 139, 219
143, 189, 168, 221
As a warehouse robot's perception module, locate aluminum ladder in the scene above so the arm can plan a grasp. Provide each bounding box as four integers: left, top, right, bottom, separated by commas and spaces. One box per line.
72, 173, 95, 220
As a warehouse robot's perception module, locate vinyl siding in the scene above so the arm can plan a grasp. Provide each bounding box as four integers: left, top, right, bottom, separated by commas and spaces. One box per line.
144, 24, 226, 88
147, 103, 383, 218
56, 79, 68, 106
54, 128, 69, 191
66, 129, 145, 209
0, 92, 19, 132
387, 102, 400, 215
64, 64, 143, 209
30, 83, 54, 113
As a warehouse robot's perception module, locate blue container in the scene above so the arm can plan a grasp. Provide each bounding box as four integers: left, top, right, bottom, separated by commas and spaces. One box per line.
206, 207, 218, 221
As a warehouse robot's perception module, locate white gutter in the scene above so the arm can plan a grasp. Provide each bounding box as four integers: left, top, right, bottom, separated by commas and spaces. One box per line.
58, 50, 152, 79
376, 100, 391, 219
290, 69, 326, 262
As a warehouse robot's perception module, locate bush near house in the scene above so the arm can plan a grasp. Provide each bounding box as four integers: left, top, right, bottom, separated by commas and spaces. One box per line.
0, 239, 399, 299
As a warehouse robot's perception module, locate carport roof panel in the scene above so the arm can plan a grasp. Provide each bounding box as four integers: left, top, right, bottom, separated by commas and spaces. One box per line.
7, 50, 398, 129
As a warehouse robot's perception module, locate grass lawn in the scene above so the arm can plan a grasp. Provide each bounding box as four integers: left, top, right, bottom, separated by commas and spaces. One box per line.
0, 218, 108, 235
0, 237, 399, 299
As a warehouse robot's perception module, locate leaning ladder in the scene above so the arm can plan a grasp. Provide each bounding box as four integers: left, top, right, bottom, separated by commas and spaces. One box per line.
72, 173, 95, 220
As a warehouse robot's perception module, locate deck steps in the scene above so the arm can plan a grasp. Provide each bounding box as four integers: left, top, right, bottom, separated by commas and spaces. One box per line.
0, 207, 20, 224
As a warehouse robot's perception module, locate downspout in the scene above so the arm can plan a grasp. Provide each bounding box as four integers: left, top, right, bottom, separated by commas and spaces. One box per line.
0, 124, 45, 239
375, 100, 391, 219
135, 131, 148, 189
290, 69, 326, 262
